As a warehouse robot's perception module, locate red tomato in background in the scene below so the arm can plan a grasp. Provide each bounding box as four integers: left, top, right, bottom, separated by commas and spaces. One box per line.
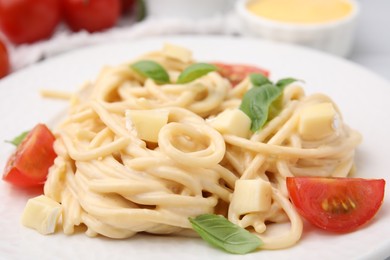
213, 63, 270, 86
3, 124, 57, 187
286, 177, 385, 233
62, 0, 121, 33
0, 0, 61, 44
121, 0, 136, 14
0, 38, 9, 78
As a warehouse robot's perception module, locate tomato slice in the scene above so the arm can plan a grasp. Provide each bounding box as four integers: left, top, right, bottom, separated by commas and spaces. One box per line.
2, 124, 56, 187
286, 177, 385, 233
213, 62, 270, 86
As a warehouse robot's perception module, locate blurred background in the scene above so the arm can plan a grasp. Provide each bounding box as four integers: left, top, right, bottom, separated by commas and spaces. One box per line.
0, 0, 389, 81
348, 0, 389, 80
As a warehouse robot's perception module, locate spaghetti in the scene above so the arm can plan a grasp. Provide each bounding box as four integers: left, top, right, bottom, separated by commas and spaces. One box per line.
43, 44, 361, 249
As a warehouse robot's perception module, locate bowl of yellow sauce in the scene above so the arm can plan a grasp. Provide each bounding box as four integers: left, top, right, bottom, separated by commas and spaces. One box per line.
236, 0, 359, 56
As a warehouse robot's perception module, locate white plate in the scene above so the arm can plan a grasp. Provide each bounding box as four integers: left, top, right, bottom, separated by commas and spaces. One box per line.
0, 36, 389, 260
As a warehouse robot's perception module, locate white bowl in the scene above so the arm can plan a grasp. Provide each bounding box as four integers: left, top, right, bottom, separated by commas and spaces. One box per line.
236, 0, 360, 57
145, 0, 235, 19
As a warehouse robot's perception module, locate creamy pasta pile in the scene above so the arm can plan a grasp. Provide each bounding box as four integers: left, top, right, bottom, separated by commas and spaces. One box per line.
42, 44, 361, 249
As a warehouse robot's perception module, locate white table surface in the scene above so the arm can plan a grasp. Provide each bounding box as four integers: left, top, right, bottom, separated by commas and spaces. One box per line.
349, 0, 390, 81
3, 0, 389, 84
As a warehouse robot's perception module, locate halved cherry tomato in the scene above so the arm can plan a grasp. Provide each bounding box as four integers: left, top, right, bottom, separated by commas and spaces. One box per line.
2, 124, 56, 187
0, 0, 61, 44
286, 177, 385, 233
0, 38, 9, 78
62, 0, 121, 33
213, 63, 270, 86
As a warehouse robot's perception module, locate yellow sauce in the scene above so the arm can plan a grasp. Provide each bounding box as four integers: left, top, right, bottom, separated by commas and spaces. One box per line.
247, 0, 353, 24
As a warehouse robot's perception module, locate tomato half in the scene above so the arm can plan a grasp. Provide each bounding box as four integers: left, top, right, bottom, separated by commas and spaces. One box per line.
3, 124, 57, 187
213, 63, 270, 86
0, 0, 61, 44
62, 0, 121, 33
286, 177, 385, 233
0, 38, 9, 78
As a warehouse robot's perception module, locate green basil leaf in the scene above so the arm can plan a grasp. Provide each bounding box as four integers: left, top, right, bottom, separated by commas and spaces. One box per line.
276, 78, 299, 89
130, 60, 170, 84
177, 63, 217, 84
189, 214, 261, 254
250, 73, 271, 87
5, 130, 29, 146
240, 84, 282, 132
268, 94, 284, 121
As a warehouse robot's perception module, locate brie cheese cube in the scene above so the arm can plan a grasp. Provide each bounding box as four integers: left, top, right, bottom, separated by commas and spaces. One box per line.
208, 109, 251, 138
231, 179, 272, 216
162, 43, 192, 63
126, 109, 169, 143
21, 195, 62, 235
298, 102, 337, 140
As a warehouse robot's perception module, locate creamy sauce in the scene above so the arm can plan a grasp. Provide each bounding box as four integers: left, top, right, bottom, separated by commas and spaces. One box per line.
247, 0, 353, 24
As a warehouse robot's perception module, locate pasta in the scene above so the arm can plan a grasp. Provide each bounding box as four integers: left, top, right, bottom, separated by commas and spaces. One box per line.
42, 44, 362, 249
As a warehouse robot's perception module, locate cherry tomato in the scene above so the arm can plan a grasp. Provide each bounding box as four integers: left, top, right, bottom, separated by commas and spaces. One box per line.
286, 177, 385, 233
62, 0, 121, 33
121, 0, 136, 14
3, 124, 57, 187
0, 38, 9, 78
213, 63, 270, 86
0, 0, 61, 45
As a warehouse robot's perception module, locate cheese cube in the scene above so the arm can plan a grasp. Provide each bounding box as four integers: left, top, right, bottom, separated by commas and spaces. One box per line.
231, 179, 272, 216
21, 195, 62, 235
162, 43, 192, 63
126, 109, 169, 143
298, 102, 337, 140
208, 109, 251, 138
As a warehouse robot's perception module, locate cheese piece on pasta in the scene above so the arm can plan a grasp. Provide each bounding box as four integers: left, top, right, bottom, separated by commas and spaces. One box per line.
21, 195, 62, 235
298, 102, 337, 140
231, 179, 272, 215
126, 109, 169, 143
162, 43, 192, 63
208, 109, 251, 138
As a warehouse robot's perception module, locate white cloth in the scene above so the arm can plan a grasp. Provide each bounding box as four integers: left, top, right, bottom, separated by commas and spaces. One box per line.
5, 14, 240, 72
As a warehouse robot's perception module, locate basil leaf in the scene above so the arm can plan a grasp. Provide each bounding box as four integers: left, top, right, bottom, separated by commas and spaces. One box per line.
250, 73, 271, 87
240, 84, 282, 132
177, 63, 217, 84
276, 78, 298, 89
130, 60, 170, 84
5, 130, 29, 146
189, 214, 261, 254
268, 94, 284, 121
